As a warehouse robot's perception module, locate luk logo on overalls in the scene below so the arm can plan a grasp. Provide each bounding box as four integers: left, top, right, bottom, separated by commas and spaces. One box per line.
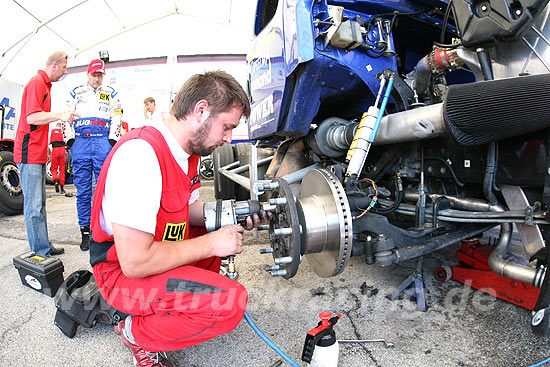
99, 92, 110, 102
162, 222, 187, 241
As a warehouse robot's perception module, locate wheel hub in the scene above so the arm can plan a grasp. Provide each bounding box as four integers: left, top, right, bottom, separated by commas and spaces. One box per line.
266, 168, 352, 278
267, 177, 301, 279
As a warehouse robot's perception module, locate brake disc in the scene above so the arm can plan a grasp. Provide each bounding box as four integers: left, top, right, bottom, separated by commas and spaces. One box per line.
298, 168, 352, 277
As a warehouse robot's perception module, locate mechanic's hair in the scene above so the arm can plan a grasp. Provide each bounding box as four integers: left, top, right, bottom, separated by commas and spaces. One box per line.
46, 51, 67, 67
143, 97, 155, 104
172, 70, 250, 120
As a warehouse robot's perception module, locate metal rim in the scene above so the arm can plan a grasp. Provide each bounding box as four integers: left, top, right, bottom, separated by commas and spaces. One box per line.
532, 309, 545, 326
1, 162, 21, 196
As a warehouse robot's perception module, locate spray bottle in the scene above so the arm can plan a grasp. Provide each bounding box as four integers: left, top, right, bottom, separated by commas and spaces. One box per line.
301, 312, 341, 367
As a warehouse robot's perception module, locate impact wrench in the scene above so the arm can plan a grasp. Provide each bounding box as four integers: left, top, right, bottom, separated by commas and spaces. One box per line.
204, 199, 301, 367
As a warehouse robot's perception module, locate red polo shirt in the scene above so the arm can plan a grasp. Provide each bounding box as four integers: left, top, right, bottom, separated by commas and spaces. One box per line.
14, 70, 52, 164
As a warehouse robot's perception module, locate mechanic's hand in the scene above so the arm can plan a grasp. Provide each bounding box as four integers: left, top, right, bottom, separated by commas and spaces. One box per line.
244, 210, 272, 231
207, 224, 244, 257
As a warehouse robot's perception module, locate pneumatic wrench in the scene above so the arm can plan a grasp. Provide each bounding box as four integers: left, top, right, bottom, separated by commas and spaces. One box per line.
203, 199, 275, 232
203, 199, 275, 278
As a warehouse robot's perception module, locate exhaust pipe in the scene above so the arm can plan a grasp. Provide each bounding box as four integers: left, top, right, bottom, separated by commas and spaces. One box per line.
488, 204, 545, 287
311, 104, 448, 157
405, 191, 545, 287
313, 72, 550, 155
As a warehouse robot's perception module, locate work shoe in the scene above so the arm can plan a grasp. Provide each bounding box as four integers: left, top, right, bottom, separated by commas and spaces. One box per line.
49, 245, 65, 256
80, 225, 90, 251
115, 320, 173, 367
54, 180, 59, 193
60, 185, 66, 195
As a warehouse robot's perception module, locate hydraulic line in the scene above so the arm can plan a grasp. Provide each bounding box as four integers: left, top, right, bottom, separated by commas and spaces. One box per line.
385, 201, 550, 224
370, 172, 403, 215
227, 257, 301, 367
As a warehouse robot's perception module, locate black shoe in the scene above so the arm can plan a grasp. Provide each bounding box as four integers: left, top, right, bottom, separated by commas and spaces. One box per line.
49, 245, 65, 255
60, 185, 66, 194
80, 226, 90, 251
54, 180, 59, 193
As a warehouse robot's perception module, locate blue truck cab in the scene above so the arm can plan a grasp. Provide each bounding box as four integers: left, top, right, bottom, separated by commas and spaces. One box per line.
247, 0, 455, 140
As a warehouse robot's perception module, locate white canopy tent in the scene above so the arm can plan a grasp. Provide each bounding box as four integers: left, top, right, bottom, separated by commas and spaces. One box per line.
1, 0, 258, 134
1, 0, 257, 85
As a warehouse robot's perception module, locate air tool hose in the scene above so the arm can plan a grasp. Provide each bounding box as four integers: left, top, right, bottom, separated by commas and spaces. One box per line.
227, 256, 301, 367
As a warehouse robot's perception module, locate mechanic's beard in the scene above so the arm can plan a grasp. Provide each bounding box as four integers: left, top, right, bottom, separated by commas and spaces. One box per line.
189, 119, 218, 156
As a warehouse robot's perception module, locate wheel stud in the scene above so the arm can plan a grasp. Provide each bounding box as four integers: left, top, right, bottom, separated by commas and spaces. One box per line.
269, 197, 287, 205
273, 228, 292, 236
274, 256, 293, 264
270, 269, 287, 277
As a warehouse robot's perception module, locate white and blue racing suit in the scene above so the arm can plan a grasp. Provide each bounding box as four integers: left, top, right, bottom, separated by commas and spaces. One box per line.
63, 84, 122, 227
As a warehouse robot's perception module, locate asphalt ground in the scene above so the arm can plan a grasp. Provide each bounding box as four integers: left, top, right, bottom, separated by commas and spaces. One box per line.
0, 180, 549, 366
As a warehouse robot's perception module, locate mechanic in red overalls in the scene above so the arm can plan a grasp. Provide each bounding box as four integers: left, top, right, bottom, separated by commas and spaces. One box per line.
49, 122, 66, 194
89, 71, 266, 367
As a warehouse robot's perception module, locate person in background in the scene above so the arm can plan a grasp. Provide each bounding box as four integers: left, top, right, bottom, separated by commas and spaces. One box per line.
143, 96, 165, 125
63, 58, 122, 252
14, 50, 76, 256
49, 122, 66, 194
90, 71, 266, 367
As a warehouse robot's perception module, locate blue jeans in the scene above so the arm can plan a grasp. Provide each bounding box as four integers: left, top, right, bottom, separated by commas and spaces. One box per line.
18, 163, 51, 256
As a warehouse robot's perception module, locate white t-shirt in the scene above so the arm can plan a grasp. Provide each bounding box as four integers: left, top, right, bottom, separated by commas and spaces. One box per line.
99, 122, 200, 236
145, 110, 166, 127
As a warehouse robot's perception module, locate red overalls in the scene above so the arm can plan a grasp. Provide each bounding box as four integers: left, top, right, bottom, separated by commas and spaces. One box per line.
49, 128, 66, 185
90, 126, 247, 352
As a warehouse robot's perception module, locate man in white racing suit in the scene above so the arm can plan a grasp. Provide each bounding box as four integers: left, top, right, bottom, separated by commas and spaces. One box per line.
63, 59, 122, 251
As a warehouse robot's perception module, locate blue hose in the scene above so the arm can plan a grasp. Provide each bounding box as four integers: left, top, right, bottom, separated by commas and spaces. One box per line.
229, 271, 301, 366
243, 311, 301, 367
529, 357, 550, 367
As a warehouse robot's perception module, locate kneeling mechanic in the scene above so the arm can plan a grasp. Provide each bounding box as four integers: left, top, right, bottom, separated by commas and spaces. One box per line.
89, 71, 265, 366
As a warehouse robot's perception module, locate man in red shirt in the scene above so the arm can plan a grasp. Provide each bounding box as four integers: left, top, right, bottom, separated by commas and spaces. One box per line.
14, 50, 77, 256
49, 122, 67, 194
